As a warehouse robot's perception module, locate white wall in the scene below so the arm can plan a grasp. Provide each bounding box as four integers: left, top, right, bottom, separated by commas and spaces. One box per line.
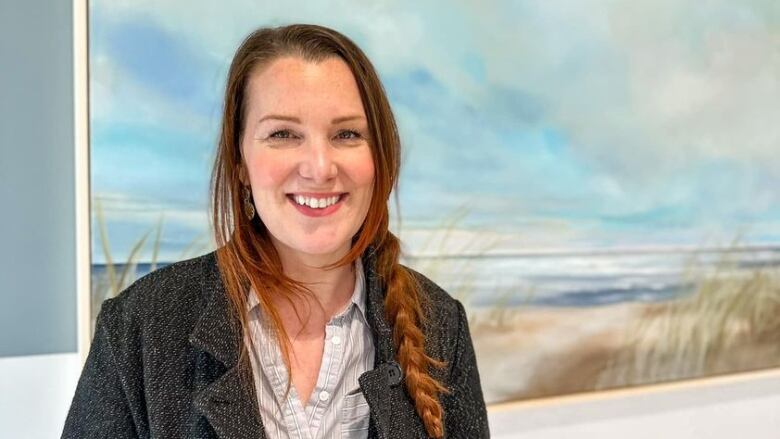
0, 354, 81, 438
488, 370, 780, 438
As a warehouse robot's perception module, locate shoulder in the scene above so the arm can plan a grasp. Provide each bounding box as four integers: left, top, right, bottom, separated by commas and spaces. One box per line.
97, 251, 215, 336
402, 264, 463, 318
401, 264, 469, 359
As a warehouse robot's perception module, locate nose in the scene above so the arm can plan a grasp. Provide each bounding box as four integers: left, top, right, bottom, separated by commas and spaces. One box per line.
299, 137, 338, 184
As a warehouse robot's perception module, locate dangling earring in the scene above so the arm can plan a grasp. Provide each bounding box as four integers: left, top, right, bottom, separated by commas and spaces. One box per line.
242, 186, 255, 220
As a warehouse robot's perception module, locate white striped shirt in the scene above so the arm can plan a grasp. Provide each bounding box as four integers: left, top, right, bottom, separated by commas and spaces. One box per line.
245, 258, 374, 439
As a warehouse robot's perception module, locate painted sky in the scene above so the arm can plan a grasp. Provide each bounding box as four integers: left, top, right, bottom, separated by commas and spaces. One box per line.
89, 0, 780, 263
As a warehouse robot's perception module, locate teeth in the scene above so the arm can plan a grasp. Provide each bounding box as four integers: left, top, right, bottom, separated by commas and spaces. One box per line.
293, 194, 341, 209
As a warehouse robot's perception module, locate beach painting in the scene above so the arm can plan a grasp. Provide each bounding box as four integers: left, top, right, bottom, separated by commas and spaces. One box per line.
89, 0, 780, 404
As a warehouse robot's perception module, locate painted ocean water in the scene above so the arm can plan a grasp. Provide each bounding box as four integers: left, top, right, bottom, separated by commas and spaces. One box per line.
403, 246, 780, 308
91, 246, 780, 308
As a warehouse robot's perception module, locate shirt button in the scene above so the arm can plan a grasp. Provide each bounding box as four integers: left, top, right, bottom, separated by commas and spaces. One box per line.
318, 391, 330, 401
330, 335, 341, 345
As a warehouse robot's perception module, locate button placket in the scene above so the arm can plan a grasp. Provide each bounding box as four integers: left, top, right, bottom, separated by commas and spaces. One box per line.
307, 322, 346, 432
247, 278, 375, 439
256, 314, 313, 439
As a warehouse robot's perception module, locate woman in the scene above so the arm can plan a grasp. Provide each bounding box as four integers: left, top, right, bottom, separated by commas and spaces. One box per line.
63, 24, 488, 439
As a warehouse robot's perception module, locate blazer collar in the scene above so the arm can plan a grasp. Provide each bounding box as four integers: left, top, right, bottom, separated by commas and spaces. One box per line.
188, 250, 239, 368
360, 244, 396, 364
189, 249, 263, 438
188, 244, 400, 439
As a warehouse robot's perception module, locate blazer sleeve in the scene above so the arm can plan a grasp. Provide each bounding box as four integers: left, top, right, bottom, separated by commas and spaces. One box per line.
61, 299, 138, 438
442, 300, 490, 438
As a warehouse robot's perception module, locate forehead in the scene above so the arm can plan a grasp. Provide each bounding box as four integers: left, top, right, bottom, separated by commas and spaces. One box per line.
245, 56, 365, 116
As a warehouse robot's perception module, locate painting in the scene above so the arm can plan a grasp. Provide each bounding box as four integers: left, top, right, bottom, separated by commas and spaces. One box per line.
89, 0, 780, 404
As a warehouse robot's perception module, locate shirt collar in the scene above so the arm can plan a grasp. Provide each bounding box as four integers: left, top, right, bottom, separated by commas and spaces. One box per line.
245, 257, 367, 322
352, 256, 367, 319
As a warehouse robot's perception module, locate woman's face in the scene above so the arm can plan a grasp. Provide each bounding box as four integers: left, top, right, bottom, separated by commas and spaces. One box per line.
239, 56, 375, 262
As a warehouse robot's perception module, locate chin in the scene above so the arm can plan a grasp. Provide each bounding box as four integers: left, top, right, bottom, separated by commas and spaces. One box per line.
289, 238, 348, 257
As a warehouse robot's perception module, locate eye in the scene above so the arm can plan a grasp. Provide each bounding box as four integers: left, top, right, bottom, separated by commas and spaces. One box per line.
269, 129, 295, 139
336, 130, 362, 140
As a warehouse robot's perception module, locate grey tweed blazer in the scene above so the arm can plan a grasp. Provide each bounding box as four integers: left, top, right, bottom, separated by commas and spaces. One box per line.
62, 247, 489, 438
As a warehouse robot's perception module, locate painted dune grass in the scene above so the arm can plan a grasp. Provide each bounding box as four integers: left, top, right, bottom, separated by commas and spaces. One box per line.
90, 199, 212, 332
596, 258, 780, 389
415, 248, 780, 404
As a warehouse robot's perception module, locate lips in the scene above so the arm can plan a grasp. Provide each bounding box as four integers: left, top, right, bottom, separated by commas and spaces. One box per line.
286, 192, 348, 198
285, 192, 349, 209
287, 192, 349, 217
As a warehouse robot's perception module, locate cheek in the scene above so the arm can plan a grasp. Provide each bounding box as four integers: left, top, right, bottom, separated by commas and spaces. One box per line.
351, 152, 376, 187
245, 151, 292, 188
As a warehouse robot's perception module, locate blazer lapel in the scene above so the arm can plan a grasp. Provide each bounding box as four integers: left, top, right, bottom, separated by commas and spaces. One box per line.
190, 251, 266, 439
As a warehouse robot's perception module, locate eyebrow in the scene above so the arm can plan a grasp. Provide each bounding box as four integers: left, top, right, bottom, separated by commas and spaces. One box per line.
256, 114, 366, 125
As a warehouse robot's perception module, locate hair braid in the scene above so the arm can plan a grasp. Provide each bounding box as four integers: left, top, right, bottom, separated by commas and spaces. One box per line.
378, 232, 449, 438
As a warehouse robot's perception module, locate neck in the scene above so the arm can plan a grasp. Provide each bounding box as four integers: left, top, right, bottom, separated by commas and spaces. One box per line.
271, 238, 356, 321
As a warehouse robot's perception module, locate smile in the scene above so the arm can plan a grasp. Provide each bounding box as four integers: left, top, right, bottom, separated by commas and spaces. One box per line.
286, 193, 348, 217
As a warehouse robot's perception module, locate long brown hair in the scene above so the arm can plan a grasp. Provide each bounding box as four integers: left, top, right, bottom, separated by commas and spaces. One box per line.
209, 24, 448, 437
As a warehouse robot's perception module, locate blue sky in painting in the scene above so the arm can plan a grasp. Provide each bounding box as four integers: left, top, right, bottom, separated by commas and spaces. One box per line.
89, 0, 780, 262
